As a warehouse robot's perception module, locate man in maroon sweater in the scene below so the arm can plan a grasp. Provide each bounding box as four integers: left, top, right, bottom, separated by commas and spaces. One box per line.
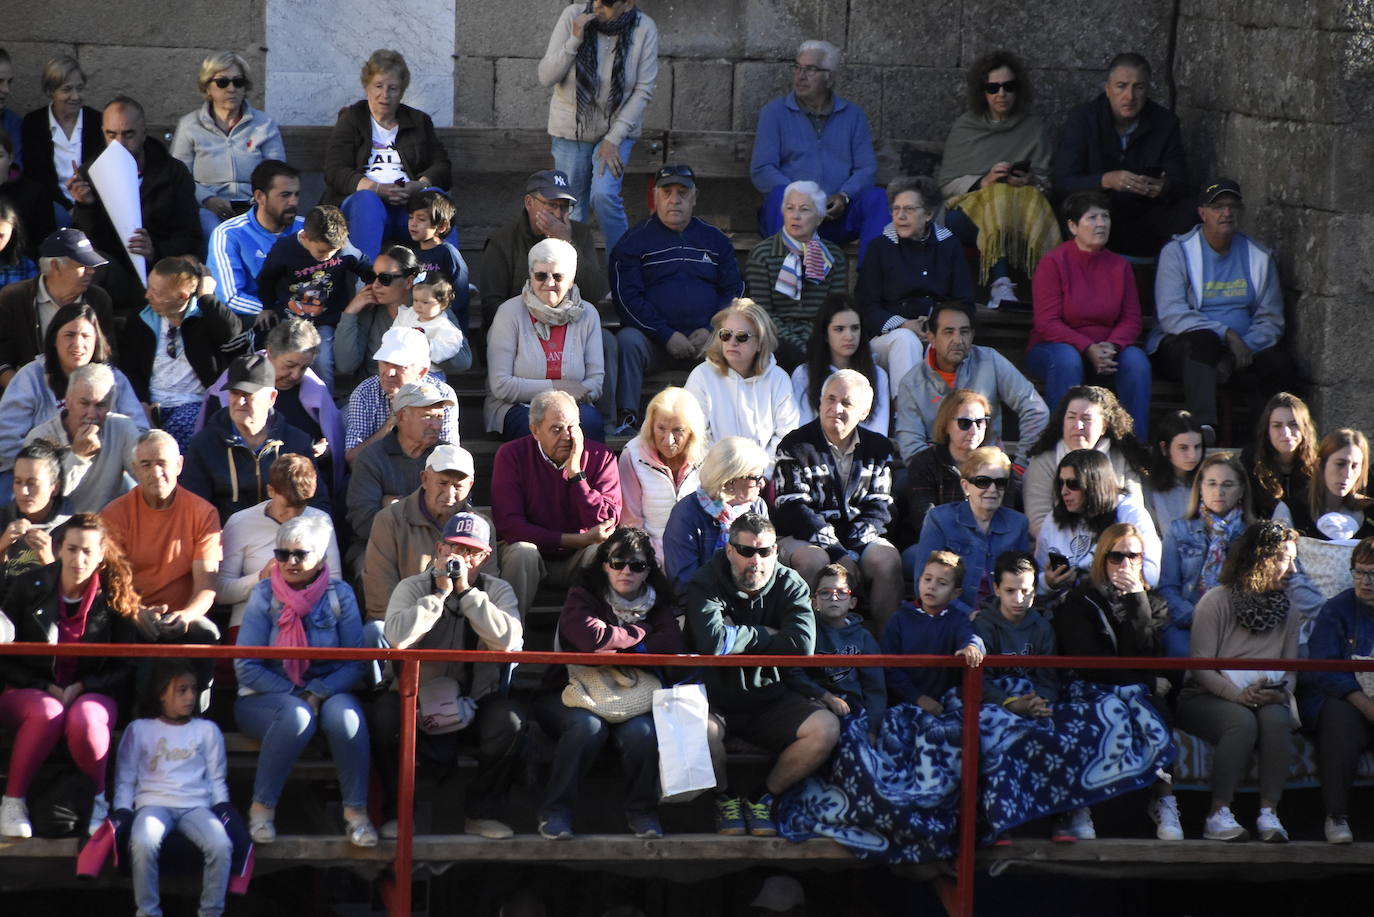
491, 389, 621, 615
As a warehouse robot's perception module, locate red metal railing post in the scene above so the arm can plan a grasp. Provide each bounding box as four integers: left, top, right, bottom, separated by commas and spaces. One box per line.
953, 663, 984, 917
386, 659, 420, 917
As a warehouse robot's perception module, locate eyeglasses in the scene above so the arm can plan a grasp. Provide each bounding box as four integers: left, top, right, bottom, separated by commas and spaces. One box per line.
1353, 568, 1374, 584
607, 559, 649, 573
891, 204, 927, 216
718, 330, 754, 344
966, 475, 1009, 492
1058, 477, 1084, 491
731, 474, 766, 488
954, 416, 989, 431
1106, 550, 1143, 564
532, 271, 565, 283
273, 548, 312, 563
791, 64, 831, 76
729, 542, 776, 558
211, 77, 248, 89
533, 195, 571, 211
816, 588, 852, 599
372, 270, 411, 286
983, 79, 1020, 95
165, 325, 180, 360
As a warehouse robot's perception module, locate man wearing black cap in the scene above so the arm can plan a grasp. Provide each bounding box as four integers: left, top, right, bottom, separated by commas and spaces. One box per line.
0, 227, 115, 387
1148, 178, 1295, 432
610, 163, 743, 435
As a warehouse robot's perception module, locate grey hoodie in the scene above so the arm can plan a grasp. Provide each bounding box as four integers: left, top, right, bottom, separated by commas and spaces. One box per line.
974, 596, 1059, 704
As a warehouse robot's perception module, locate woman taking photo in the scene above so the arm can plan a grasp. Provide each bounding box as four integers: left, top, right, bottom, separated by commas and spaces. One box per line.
906, 389, 993, 535
1144, 410, 1206, 535
791, 294, 890, 437
1303, 429, 1374, 542
663, 435, 769, 597
1243, 392, 1317, 530
485, 237, 604, 441
535, 527, 685, 840
619, 386, 707, 558
1177, 520, 1300, 843
0, 513, 141, 839
234, 515, 375, 848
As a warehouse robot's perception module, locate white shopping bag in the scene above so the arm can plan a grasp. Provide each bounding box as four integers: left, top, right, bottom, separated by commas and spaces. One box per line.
653, 684, 716, 803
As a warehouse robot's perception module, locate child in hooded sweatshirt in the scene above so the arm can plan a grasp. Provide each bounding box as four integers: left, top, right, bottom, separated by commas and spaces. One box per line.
786, 564, 888, 743
881, 550, 984, 715
974, 550, 1059, 716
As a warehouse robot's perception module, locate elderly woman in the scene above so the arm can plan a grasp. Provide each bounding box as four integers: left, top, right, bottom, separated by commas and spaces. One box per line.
1244, 392, 1317, 530
663, 435, 769, 596
1023, 385, 1148, 539
904, 446, 1029, 608
1177, 520, 1301, 843
791, 294, 890, 436
0, 439, 71, 605
18, 56, 103, 240
1036, 448, 1160, 598
619, 386, 706, 558
856, 175, 974, 391
0, 513, 140, 839
1144, 409, 1206, 535
535, 527, 685, 840
485, 237, 604, 441
1302, 429, 1374, 542
937, 50, 1059, 306
171, 50, 286, 243
216, 454, 342, 630
323, 50, 452, 260
1028, 191, 1150, 435
906, 389, 993, 535
337, 245, 448, 379
744, 180, 848, 371
233, 515, 375, 848
684, 298, 799, 472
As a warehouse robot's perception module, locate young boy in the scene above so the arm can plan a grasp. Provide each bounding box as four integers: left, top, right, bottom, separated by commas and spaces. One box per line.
881, 550, 984, 715
974, 551, 1058, 718
785, 564, 887, 743
255, 204, 369, 390
406, 190, 470, 335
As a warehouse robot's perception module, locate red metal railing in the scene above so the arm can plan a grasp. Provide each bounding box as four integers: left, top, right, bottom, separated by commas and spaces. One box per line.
1, 641, 1369, 917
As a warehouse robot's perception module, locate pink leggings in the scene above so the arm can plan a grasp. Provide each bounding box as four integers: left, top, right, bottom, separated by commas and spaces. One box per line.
0, 687, 117, 796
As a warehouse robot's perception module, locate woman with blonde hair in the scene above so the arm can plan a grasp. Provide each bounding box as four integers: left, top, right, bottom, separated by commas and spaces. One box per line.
1304, 429, 1374, 541
684, 298, 798, 470
619, 386, 707, 557
906, 388, 995, 534
662, 435, 769, 596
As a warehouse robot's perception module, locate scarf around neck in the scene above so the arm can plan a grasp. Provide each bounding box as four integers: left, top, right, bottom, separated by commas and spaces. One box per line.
521, 282, 585, 341
695, 489, 757, 552
54, 571, 102, 686
1197, 506, 1246, 599
773, 231, 833, 301
606, 584, 657, 625
1231, 587, 1289, 634
270, 563, 331, 687
574, 3, 641, 140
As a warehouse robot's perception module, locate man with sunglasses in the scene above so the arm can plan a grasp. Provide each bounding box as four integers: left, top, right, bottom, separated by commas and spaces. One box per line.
610, 162, 743, 436
749, 40, 889, 259
684, 513, 839, 837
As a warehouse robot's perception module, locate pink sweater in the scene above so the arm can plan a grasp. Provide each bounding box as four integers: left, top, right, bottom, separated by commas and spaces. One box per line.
1028, 241, 1142, 352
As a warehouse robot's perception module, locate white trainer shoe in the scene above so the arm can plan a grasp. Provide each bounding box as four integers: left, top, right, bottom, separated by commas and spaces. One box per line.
1325, 815, 1354, 844
1148, 795, 1184, 841
0, 796, 32, 839
1203, 806, 1248, 842
1256, 807, 1288, 843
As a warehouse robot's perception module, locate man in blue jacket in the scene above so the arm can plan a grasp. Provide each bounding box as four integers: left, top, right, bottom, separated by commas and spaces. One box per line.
609, 163, 742, 434
206, 160, 304, 323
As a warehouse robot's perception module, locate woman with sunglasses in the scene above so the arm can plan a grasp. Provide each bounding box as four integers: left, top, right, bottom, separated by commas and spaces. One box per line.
485, 237, 605, 441
170, 51, 285, 243
337, 245, 445, 379
906, 389, 997, 535
1036, 448, 1159, 597
905, 446, 1029, 608
936, 50, 1059, 308
534, 526, 685, 840
1302, 429, 1374, 542
663, 435, 769, 598
234, 515, 375, 848
684, 299, 798, 474
791, 294, 889, 437
1243, 392, 1317, 530
1144, 409, 1206, 535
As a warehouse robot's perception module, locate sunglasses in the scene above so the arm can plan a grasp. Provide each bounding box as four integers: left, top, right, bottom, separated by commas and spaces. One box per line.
967, 475, 1009, 492
533, 271, 565, 283
729, 542, 776, 558
1058, 477, 1084, 492
657, 163, 695, 181
165, 325, 180, 360
211, 77, 248, 89
607, 559, 649, 573
372, 270, 411, 286
272, 548, 312, 563
1106, 550, 1143, 564
718, 329, 754, 344
816, 588, 852, 599
955, 416, 989, 431
984, 79, 1020, 94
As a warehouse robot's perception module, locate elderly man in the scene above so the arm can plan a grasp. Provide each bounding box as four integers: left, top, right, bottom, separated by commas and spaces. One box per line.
893, 301, 1048, 464
24, 362, 138, 512
181, 353, 320, 523
774, 369, 902, 632
491, 389, 620, 616
0, 228, 114, 386
1054, 52, 1195, 257
750, 40, 889, 258
684, 513, 838, 837
362, 443, 495, 619
371, 511, 525, 840
345, 326, 458, 466
346, 380, 453, 564
68, 96, 200, 314
207, 159, 305, 319
1147, 179, 1296, 432
610, 163, 743, 435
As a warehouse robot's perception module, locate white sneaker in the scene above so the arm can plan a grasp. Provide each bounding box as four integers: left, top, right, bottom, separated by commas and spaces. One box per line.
380, 818, 399, 840
1256, 807, 1288, 843
1203, 806, 1248, 842
1068, 806, 1096, 840
1148, 796, 1184, 841
1325, 815, 1354, 844
88, 794, 109, 836
985, 277, 1017, 310
0, 795, 31, 839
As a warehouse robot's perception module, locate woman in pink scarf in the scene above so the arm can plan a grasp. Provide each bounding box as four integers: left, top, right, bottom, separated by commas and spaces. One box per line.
233, 514, 375, 847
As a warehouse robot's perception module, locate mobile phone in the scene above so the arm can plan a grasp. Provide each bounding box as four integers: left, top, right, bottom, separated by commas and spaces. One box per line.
1010, 159, 1032, 175
1258, 680, 1287, 691
1047, 552, 1070, 571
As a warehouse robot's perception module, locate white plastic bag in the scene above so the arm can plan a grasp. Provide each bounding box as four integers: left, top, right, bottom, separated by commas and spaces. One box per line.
653, 684, 715, 803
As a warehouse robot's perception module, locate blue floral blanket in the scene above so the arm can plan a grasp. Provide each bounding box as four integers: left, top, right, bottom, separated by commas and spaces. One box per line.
777, 677, 1175, 863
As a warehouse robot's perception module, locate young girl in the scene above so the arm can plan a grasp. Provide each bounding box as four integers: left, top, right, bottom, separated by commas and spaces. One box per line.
1144, 410, 1205, 535
1306, 429, 1374, 541
0, 193, 37, 293
1243, 392, 1317, 530
114, 659, 232, 917
790, 295, 891, 435
393, 272, 470, 373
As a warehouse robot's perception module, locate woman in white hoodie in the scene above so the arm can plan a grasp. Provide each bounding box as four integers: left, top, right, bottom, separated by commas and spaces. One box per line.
684, 299, 799, 475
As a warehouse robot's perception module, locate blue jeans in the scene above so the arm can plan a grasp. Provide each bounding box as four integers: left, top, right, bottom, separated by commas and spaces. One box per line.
198, 207, 224, 259
758, 184, 890, 262
533, 691, 660, 817
1025, 341, 1152, 438
129, 804, 232, 917
234, 691, 370, 809
502, 401, 604, 443
551, 136, 635, 254
945, 208, 1009, 281
340, 187, 461, 261
312, 324, 336, 392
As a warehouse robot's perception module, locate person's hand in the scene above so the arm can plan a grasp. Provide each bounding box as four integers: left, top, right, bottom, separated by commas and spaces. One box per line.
23, 528, 53, 566
532, 205, 573, 242
917, 695, 945, 716
1006, 167, 1031, 188
0, 518, 31, 552
687, 327, 712, 354
595, 140, 624, 179
665, 331, 696, 360
586, 518, 616, 545
312, 438, 328, 458
61, 681, 85, 709
136, 604, 168, 640
900, 316, 931, 341
1108, 559, 1144, 595
821, 693, 851, 717
253, 310, 280, 331
431, 566, 454, 600
1103, 170, 1147, 195
1225, 329, 1253, 371
823, 193, 847, 220
1138, 174, 1166, 198
1086, 342, 1118, 375
127, 229, 154, 258
565, 423, 586, 477
258, 558, 277, 581
204, 196, 235, 221
378, 181, 410, 207
1154, 676, 1173, 697
979, 161, 1014, 189
157, 608, 191, 638
571, 11, 596, 38
1044, 562, 1078, 591
70, 421, 102, 460
1255, 685, 1289, 707
67, 165, 95, 205
346, 285, 379, 314
379, 494, 401, 508
552, 378, 591, 402
957, 643, 984, 667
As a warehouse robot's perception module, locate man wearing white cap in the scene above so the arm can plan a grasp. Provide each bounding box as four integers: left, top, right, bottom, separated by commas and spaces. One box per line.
362, 442, 498, 619
345, 379, 454, 567
344, 326, 458, 467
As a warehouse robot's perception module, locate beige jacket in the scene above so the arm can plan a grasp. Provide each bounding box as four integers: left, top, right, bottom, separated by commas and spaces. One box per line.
537, 3, 659, 145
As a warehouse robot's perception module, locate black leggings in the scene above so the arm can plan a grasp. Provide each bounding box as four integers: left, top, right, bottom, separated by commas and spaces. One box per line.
1316, 696, 1374, 816
1154, 330, 1297, 426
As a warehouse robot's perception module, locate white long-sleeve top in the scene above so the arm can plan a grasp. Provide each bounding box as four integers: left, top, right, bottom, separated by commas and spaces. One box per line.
113, 717, 229, 812
1034, 491, 1162, 593
685, 356, 799, 475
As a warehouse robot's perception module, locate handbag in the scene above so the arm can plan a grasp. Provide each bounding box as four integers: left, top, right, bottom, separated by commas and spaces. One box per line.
418, 676, 477, 735
562, 664, 661, 723
653, 683, 717, 803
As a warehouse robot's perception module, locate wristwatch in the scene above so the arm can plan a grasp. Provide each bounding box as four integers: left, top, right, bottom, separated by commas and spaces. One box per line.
567, 471, 586, 483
